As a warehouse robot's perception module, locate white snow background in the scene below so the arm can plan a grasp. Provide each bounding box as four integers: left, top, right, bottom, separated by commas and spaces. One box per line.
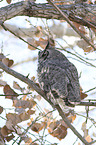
0, 0, 96, 145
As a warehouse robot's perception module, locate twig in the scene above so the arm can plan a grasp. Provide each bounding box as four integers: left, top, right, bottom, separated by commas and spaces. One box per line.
0, 61, 91, 145
56, 41, 96, 68
55, 105, 90, 145
47, 0, 96, 50
84, 87, 96, 93
75, 112, 96, 125
0, 22, 41, 51
78, 101, 96, 106
0, 61, 47, 102
0, 92, 32, 96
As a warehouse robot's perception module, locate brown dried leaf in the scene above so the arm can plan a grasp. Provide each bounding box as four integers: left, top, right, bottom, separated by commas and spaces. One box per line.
82, 122, 88, 138
13, 100, 29, 109
13, 81, 22, 90
80, 92, 88, 100
6, 0, 12, 4
80, 88, 88, 100
27, 38, 38, 50
30, 99, 37, 108
24, 136, 32, 144
27, 118, 34, 126
35, 26, 42, 37
13, 99, 36, 109
31, 76, 36, 82
4, 84, 18, 99
36, 38, 55, 49
6, 121, 15, 131
36, 38, 48, 49
6, 113, 21, 125
48, 120, 68, 140
73, 22, 86, 34
85, 135, 92, 142
0, 80, 7, 87
48, 120, 58, 133
82, 121, 86, 131
0, 53, 14, 67
0, 106, 3, 114
31, 122, 45, 133
27, 109, 35, 115
2, 58, 14, 67
19, 112, 30, 121
52, 124, 67, 140
76, 39, 94, 52
68, 114, 76, 123
5, 134, 15, 142
1, 126, 13, 137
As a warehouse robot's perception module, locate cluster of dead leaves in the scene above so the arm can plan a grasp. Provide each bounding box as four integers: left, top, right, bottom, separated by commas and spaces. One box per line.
27, 37, 55, 50
0, 125, 15, 143
0, 81, 38, 143
27, 108, 76, 140
78, 121, 93, 144
0, 77, 88, 143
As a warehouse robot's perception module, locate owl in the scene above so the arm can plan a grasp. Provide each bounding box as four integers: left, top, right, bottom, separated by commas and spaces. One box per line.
37, 42, 81, 112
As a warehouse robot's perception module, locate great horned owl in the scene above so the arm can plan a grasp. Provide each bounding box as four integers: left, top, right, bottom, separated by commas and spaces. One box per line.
37, 42, 81, 112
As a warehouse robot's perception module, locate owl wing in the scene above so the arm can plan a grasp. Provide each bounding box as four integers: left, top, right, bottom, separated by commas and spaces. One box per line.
63, 62, 81, 104
38, 63, 73, 105
38, 62, 80, 106
52, 60, 81, 104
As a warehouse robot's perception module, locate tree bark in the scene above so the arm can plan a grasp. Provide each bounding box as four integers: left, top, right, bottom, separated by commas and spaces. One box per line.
0, 1, 96, 28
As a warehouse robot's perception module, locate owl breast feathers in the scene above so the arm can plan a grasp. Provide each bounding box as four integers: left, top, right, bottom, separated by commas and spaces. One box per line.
37, 42, 81, 108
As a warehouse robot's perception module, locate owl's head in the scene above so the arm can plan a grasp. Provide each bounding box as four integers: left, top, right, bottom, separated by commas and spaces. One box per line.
38, 41, 68, 64
38, 41, 56, 63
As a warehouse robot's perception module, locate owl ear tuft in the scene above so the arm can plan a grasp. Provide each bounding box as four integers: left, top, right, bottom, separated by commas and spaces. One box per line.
45, 41, 50, 50
45, 39, 55, 51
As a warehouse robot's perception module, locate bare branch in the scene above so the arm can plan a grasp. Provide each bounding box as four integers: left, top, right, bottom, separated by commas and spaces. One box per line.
78, 101, 96, 106
0, 23, 41, 51
55, 105, 90, 145
0, 1, 96, 28
47, 0, 96, 50
0, 61, 92, 145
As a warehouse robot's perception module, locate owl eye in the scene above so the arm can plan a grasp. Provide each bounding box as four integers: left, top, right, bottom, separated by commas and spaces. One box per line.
42, 51, 49, 60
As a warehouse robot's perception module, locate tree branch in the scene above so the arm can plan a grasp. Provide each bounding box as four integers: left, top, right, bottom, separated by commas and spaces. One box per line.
47, 0, 96, 50
0, 22, 40, 51
56, 105, 90, 145
0, 1, 96, 28
78, 101, 96, 106
0, 61, 92, 145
